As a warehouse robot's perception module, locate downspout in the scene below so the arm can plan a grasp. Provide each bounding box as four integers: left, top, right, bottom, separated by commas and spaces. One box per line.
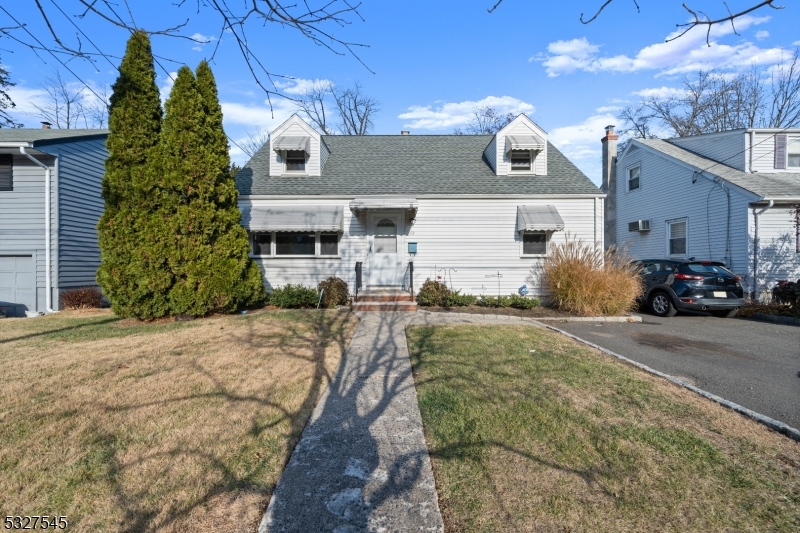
20, 147, 55, 313
752, 199, 774, 301
749, 130, 755, 173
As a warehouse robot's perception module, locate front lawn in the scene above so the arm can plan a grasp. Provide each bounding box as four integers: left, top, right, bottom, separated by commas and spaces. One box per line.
408, 324, 800, 532
0, 309, 358, 533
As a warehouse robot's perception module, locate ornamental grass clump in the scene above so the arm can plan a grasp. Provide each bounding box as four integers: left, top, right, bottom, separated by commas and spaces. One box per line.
542, 235, 643, 316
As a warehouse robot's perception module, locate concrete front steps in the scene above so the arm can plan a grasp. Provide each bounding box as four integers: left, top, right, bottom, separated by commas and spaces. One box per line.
352, 290, 417, 312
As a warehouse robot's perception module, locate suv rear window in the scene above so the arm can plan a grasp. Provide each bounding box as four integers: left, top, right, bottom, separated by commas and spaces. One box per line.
685, 264, 729, 275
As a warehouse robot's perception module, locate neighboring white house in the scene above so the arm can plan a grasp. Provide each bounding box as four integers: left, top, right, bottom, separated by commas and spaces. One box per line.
603, 127, 800, 300
235, 114, 604, 297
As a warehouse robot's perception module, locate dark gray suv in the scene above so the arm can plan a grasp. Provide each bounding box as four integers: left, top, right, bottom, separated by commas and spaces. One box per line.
633, 260, 745, 318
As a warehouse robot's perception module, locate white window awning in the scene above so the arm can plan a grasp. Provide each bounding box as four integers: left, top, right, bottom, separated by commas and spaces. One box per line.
242, 205, 343, 232
272, 136, 311, 153
516, 205, 565, 233
505, 134, 545, 153
349, 196, 418, 213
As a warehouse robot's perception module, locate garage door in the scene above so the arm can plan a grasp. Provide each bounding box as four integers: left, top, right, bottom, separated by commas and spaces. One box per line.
0, 255, 35, 317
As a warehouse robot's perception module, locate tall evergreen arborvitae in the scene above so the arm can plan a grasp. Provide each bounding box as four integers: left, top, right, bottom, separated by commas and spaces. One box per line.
142, 64, 263, 317
96, 31, 164, 317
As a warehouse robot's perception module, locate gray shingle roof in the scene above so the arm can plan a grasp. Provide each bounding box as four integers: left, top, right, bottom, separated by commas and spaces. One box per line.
639, 138, 800, 199
236, 135, 601, 196
0, 128, 108, 146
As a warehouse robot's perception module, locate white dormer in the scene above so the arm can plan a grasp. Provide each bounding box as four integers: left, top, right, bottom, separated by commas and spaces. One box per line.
485, 114, 547, 176
269, 114, 323, 177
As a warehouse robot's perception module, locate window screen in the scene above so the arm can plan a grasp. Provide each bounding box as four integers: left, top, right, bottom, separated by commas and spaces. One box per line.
668, 220, 687, 256
0, 154, 11, 191
276, 233, 315, 255
628, 166, 640, 190
374, 218, 397, 253
788, 137, 800, 168
285, 150, 306, 171
522, 232, 547, 255
320, 233, 338, 256
252, 233, 271, 255
511, 150, 531, 171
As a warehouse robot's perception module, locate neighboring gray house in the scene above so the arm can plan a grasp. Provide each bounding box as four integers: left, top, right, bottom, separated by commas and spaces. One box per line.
0, 129, 108, 317
235, 114, 604, 299
603, 127, 800, 300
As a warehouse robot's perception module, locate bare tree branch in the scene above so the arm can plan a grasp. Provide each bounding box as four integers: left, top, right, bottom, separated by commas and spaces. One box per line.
296, 80, 335, 134
453, 106, 514, 135
28, 68, 87, 129
239, 127, 271, 158
332, 81, 379, 135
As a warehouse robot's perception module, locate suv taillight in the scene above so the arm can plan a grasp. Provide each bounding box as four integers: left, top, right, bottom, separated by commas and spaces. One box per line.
674, 273, 704, 281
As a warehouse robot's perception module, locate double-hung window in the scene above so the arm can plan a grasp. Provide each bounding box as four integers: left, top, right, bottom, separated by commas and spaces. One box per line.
285, 150, 306, 172
522, 232, 548, 256
667, 219, 687, 258
510, 150, 531, 171
627, 165, 640, 191
788, 136, 800, 168
0, 154, 12, 191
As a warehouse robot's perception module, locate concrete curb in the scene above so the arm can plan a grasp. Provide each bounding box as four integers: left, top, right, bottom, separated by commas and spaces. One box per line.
742, 313, 800, 326
417, 310, 642, 323
534, 320, 800, 443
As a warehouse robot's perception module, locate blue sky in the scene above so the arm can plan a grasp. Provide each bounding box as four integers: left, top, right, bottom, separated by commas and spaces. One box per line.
2, 1, 799, 183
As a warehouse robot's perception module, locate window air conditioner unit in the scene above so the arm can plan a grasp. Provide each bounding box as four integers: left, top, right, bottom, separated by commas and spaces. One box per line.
628, 220, 651, 232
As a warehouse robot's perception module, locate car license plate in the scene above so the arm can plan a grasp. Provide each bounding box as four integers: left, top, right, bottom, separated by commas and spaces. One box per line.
713, 291, 727, 298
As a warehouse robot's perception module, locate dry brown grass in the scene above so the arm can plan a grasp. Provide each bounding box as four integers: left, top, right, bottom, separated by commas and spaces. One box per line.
0, 308, 358, 533
408, 324, 800, 533
543, 235, 643, 316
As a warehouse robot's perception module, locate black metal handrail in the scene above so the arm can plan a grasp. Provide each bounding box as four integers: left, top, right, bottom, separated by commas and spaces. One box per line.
354, 261, 362, 302
409, 261, 414, 298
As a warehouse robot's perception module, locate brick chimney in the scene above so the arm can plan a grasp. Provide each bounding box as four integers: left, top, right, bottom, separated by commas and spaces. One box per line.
601, 125, 618, 249
41, 121, 52, 129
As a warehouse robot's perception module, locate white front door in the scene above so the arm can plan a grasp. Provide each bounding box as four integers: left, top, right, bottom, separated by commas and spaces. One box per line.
368, 212, 404, 287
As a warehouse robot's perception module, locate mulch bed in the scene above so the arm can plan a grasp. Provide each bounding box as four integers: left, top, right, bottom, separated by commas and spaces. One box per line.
418, 305, 574, 318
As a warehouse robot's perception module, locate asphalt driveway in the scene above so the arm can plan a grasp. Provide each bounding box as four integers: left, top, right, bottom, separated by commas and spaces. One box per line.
555, 313, 800, 429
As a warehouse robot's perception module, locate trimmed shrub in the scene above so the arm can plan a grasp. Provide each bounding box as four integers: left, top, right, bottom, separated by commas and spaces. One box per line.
542, 235, 643, 316
772, 279, 800, 312
269, 285, 319, 308
444, 291, 478, 307
478, 295, 510, 308
318, 277, 349, 308
509, 294, 540, 309
61, 287, 105, 309
417, 279, 450, 306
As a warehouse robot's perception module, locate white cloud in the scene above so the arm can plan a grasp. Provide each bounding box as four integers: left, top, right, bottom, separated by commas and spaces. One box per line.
537, 16, 788, 77
755, 30, 770, 40
189, 33, 216, 51
274, 78, 333, 95
794, 40, 800, 46
549, 112, 619, 185
398, 95, 535, 131
595, 105, 621, 113
632, 86, 688, 99
159, 71, 178, 102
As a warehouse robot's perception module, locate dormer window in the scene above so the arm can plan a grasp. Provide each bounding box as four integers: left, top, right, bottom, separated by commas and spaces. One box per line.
285, 150, 306, 171
511, 150, 531, 171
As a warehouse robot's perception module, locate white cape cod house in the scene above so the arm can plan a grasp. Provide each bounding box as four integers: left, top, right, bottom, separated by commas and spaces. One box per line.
235, 114, 603, 297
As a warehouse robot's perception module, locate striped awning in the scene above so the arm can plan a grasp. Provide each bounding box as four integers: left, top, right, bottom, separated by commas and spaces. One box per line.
242, 205, 344, 232
272, 136, 311, 153
505, 134, 545, 152
516, 205, 564, 233
349, 196, 418, 213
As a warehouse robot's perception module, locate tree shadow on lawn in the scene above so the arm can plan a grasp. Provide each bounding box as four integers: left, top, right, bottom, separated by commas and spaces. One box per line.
50, 309, 357, 533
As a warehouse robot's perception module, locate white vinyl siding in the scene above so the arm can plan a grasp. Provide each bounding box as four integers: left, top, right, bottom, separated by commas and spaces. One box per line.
240, 196, 600, 296
495, 117, 547, 176
269, 115, 322, 176
747, 206, 800, 297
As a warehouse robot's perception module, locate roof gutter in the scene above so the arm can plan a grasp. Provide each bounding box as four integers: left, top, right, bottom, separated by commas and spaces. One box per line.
20, 147, 56, 314
752, 200, 774, 302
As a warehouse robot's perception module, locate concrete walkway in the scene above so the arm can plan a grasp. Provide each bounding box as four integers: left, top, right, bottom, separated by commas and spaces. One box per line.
259, 312, 445, 533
